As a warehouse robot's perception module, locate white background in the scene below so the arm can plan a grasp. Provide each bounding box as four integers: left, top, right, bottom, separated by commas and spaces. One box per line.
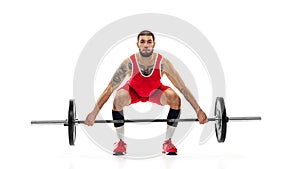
1, 0, 300, 169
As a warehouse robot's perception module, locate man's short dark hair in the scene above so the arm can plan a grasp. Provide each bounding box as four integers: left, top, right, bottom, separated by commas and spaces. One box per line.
137, 30, 155, 41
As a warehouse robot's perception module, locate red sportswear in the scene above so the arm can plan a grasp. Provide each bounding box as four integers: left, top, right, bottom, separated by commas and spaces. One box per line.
120, 53, 169, 105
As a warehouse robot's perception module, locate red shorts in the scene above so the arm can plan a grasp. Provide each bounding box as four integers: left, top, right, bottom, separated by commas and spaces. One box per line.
120, 83, 170, 105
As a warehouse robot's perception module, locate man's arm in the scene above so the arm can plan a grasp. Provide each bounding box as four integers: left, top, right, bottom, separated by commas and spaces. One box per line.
84, 58, 132, 125
161, 58, 208, 124
94, 58, 131, 111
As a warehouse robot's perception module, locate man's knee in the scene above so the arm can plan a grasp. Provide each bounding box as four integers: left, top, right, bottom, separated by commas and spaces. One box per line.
164, 89, 181, 109
113, 90, 131, 111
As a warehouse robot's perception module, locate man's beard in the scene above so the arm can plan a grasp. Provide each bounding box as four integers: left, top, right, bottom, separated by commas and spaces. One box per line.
139, 49, 153, 57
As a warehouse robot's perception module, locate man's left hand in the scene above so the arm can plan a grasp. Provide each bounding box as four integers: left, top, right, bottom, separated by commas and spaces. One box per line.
197, 108, 208, 124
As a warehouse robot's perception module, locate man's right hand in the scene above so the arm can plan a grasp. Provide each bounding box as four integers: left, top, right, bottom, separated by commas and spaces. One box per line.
84, 112, 97, 126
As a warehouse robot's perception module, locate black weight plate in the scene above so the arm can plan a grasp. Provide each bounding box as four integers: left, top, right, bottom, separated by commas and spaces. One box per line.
214, 97, 227, 143
68, 99, 76, 146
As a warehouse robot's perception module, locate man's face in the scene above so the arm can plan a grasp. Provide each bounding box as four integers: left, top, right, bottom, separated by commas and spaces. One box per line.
137, 35, 155, 57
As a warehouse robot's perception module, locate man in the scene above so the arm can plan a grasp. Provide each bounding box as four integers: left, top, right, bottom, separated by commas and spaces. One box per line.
84, 30, 208, 155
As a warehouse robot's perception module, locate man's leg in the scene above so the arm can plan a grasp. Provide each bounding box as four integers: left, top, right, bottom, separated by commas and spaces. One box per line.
112, 89, 131, 140
160, 88, 181, 139
112, 89, 131, 155
160, 88, 181, 155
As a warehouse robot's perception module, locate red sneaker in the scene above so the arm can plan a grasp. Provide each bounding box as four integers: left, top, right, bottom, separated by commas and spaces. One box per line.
162, 139, 177, 155
113, 139, 127, 155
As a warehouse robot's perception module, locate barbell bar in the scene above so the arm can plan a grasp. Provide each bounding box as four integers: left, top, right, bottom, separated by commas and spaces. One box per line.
31, 117, 262, 124
31, 97, 261, 145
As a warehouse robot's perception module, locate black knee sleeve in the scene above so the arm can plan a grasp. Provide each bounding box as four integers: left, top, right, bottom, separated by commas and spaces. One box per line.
112, 110, 124, 127
167, 108, 181, 127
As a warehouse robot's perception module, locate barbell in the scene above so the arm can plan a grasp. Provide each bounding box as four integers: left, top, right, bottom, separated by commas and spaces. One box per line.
31, 97, 261, 145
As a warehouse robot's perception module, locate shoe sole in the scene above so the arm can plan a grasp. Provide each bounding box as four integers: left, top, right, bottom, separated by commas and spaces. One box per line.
113, 152, 126, 156
166, 152, 177, 155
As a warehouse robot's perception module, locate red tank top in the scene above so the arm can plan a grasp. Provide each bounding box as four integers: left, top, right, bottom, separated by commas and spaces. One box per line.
128, 53, 163, 97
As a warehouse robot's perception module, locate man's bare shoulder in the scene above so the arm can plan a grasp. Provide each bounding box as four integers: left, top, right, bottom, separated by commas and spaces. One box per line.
161, 56, 169, 63
122, 57, 132, 72
122, 57, 131, 63
161, 57, 173, 67
160, 56, 171, 75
